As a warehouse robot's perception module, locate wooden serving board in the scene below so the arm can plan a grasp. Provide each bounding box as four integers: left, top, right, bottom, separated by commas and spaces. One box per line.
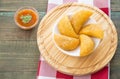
37, 3, 118, 75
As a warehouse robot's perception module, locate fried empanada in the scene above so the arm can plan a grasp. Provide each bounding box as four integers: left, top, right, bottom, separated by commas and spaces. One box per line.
71, 10, 93, 34
79, 24, 104, 39
79, 34, 94, 56
58, 15, 78, 38
54, 34, 79, 51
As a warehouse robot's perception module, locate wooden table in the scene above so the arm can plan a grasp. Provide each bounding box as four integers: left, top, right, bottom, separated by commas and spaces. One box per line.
0, 0, 119, 79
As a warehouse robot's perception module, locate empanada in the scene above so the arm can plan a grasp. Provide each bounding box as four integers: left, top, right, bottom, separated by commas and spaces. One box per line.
71, 10, 93, 34
79, 24, 104, 39
79, 34, 94, 56
58, 15, 78, 38
54, 34, 79, 51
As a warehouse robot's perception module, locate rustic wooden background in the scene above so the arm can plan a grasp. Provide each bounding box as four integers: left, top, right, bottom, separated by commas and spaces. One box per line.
0, 0, 119, 79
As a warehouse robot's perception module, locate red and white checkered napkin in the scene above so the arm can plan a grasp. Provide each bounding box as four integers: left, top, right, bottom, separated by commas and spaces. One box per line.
37, 0, 110, 79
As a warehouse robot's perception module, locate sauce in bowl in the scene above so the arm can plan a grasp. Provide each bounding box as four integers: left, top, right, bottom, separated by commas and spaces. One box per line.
14, 7, 39, 30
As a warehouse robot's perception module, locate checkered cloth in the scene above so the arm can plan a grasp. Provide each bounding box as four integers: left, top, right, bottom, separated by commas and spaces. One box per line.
37, 0, 110, 79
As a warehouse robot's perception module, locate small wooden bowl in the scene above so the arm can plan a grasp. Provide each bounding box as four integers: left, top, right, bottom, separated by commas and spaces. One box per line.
14, 6, 39, 30
37, 3, 118, 75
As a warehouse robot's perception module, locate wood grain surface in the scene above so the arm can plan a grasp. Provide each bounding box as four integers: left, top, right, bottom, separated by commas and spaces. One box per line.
0, 0, 120, 79
37, 3, 117, 75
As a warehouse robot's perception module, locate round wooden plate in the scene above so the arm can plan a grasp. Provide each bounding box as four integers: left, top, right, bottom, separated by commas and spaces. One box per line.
37, 3, 118, 75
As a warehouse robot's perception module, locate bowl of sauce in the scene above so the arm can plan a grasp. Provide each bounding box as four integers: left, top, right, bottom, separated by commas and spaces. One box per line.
14, 6, 39, 30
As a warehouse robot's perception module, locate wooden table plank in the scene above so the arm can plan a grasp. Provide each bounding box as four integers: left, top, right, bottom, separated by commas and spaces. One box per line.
0, 12, 45, 29
0, 41, 39, 56
0, 41, 39, 71
0, 29, 37, 41
0, 72, 36, 79
110, 12, 120, 79
0, 0, 48, 11
111, 0, 120, 11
